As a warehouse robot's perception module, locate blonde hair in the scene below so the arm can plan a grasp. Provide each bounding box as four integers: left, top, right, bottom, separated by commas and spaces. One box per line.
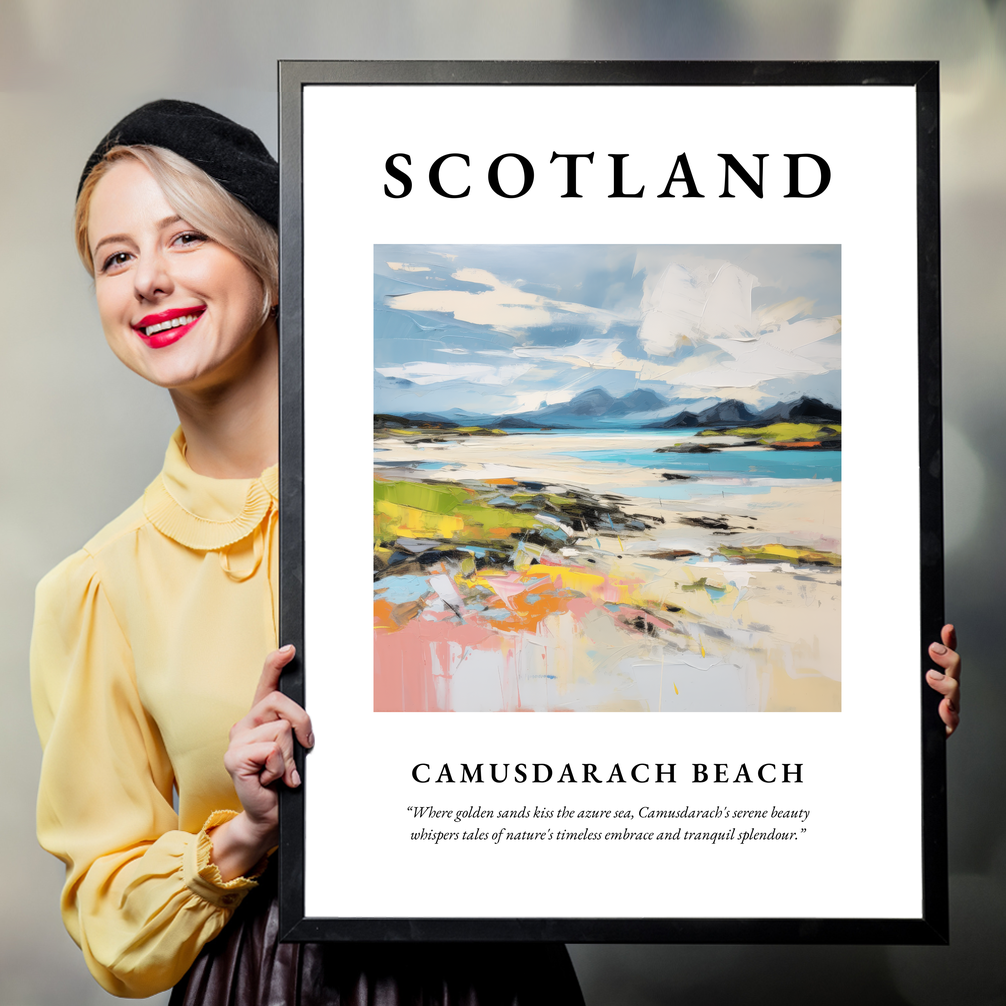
75, 145, 278, 322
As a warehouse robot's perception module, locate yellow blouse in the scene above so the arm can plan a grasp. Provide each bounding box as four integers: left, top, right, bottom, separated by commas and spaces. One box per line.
31, 429, 279, 998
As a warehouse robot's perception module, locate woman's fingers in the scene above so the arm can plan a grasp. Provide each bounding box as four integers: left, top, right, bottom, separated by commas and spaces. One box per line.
924, 677, 961, 736
927, 623, 961, 737
241, 644, 314, 749
252, 644, 296, 706
232, 689, 314, 750
226, 740, 288, 787
218, 646, 309, 846
259, 741, 289, 787
223, 645, 311, 814
941, 623, 958, 653
929, 642, 960, 675
252, 644, 296, 707
926, 668, 959, 704
253, 691, 313, 748
230, 719, 302, 788
928, 639, 961, 684
926, 669, 960, 736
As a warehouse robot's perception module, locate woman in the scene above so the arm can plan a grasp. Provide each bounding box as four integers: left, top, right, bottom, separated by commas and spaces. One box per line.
31, 100, 586, 1003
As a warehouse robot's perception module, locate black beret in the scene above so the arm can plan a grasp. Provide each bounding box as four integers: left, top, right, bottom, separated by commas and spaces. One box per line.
77, 99, 278, 228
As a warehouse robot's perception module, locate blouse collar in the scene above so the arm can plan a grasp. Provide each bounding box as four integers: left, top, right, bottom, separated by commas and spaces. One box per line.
143, 428, 278, 551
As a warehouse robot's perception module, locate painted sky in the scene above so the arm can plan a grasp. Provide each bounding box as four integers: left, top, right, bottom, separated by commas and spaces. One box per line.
374, 245, 841, 418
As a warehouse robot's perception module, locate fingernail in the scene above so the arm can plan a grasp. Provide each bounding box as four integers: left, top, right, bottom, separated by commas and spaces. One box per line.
280, 644, 295, 654
931, 643, 947, 654
928, 670, 944, 679
306, 732, 315, 748
292, 768, 301, 787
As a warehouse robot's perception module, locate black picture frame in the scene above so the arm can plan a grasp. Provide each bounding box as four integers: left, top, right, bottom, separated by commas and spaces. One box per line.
277, 60, 945, 944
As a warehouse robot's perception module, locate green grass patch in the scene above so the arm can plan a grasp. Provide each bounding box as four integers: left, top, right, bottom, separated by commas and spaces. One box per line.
700, 422, 840, 443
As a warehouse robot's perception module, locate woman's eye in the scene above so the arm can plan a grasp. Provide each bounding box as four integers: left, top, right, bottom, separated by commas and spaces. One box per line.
101, 251, 132, 273
173, 231, 208, 248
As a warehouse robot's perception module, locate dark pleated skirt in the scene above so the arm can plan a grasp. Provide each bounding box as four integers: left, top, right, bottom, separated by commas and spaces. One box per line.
169, 869, 585, 1006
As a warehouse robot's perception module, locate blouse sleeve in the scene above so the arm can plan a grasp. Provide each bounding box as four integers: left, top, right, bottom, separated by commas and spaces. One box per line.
31, 549, 262, 998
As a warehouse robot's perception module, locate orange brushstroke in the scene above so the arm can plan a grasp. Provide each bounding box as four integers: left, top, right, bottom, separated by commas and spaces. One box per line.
374, 598, 425, 631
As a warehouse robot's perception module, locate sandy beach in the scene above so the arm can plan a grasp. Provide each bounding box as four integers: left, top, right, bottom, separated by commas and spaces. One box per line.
374, 431, 841, 713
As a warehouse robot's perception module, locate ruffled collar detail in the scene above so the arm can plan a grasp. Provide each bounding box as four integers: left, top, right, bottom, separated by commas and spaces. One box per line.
143, 429, 278, 552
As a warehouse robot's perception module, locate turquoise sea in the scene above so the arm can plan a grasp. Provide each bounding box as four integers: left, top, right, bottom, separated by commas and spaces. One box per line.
393, 428, 841, 500
563, 445, 841, 482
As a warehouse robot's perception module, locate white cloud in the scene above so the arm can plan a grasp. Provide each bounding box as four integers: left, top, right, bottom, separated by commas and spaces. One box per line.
638, 262, 758, 355
670, 384, 774, 407
481, 338, 728, 386
633, 351, 731, 383
497, 338, 629, 369
374, 361, 533, 386
792, 334, 840, 370
386, 262, 431, 272
381, 258, 839, 403
635, 261, 841, 392
387, 268, 630, 337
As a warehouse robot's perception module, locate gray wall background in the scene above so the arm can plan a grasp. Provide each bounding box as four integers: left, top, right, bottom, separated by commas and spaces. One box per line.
1, 2, 1003, 1003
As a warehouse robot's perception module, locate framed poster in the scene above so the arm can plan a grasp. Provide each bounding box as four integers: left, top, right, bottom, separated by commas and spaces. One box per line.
277, 61, 946, 943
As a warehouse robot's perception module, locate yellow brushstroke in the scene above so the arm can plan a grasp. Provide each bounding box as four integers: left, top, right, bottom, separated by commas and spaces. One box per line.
468, 564, 607, 596
375, 499, 465, 539
702, 421, 841, 442
719, 543, 841, 566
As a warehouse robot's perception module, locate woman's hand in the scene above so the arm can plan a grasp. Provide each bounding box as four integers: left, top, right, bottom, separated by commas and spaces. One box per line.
926, 624, 961, 737
209, 645, 314, 881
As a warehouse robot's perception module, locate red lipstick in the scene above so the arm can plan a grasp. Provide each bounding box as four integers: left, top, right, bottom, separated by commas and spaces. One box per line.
132, 306, 206, 349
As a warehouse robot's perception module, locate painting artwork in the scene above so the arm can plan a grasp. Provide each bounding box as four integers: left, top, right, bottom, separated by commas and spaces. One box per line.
373, 245, 841, 713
